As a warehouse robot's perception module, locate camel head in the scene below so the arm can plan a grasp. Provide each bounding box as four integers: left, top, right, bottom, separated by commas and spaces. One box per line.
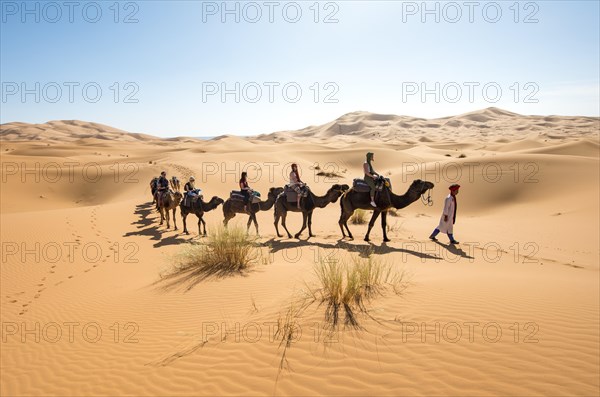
268, 187, 285, 199
409, 179, 435, 195
173, 191, 183, 204
327, 183, 350, 202
210, 196, 225, 206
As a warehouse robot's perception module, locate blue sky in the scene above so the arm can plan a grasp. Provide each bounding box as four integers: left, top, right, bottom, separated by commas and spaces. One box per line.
1, 0, 599, 137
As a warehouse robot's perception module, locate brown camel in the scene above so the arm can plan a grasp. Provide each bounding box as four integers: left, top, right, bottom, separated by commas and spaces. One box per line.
150, 177, 158, 203
222, 187, 284, 234
339, 179, 434, 242
180, 195, 224, 236
157, 190, 183, 230
274, 184, 350, 239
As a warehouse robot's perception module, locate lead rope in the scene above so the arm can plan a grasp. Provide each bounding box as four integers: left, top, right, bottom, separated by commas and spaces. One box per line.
421, 190, 433, 206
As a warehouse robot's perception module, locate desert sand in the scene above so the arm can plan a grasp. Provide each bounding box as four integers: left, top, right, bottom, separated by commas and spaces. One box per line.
1, 108, 599, 396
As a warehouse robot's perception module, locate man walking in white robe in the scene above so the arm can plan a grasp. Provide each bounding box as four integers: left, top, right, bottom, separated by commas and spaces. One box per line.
429, 184, 460, 244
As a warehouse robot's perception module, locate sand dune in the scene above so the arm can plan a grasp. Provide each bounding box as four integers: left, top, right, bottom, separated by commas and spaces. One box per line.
1, 108, 598, 396
255, 107, 599, 143
1, 120, 158, 142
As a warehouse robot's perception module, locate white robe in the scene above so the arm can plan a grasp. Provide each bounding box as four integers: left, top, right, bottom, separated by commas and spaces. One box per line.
436, 194, 456, 234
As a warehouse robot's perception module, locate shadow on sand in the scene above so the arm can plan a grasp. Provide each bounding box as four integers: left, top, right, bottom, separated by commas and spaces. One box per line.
433, 240, 474, 260
124, 202, 193, 248
262, 237, 442, 261
153, 264, 252, 293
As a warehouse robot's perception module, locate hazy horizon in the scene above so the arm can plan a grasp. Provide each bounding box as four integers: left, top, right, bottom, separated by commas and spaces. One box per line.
1, 105, 599, 138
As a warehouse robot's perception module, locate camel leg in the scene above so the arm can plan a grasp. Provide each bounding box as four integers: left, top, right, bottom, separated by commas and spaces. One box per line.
281, 210, 293, 239
344, 218, 354, 239
165, 209, 170, 229
364, 210, 381, 242
338, 210, 355, 240
159, 207, 164, 225
308, 211, 315, 238
223, 211, 234, 228
252, 213, 259, 235
338, 211, 347, 238
382, 211, 390, 242
172, 207, 178, 230
246, 214, 253, 233
274, 210, 283, 238
182, 212, 189, 234
295, 212, 308, 239
338, 207, 354, 239
201, 217, 207, 236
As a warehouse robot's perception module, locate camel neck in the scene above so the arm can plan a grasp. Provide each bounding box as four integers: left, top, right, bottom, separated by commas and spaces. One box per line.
259, 196, 276, 210
391, 188, 420, 209
312, 191, 335, 208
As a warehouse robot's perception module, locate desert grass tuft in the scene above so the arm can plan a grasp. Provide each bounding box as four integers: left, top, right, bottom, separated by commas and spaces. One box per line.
159, 225, 260, 290
387, 208, 401, 217
350, 209, 368, 224
316, 171, 342, 178
309, 254, 406, 329
274, 301, 308, 377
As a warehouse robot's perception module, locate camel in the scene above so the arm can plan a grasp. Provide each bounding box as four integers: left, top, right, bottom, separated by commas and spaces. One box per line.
157, 190, 183, 230
339, 179, 434, 242
222, 187, 284, 235
150, 177, 158, 203
180, 195, 224, 236
274, 184, 350, 239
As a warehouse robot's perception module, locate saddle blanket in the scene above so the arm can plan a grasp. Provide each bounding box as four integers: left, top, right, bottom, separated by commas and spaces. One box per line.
230, 190, 261, 203
182, 190, 202, 207
284, 184, 309, 202
352, 178, 371, 193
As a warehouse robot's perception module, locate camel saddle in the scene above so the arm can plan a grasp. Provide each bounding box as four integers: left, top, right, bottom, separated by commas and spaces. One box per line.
182, 190, 203, 207
156, 190, 173, 207
353, 177, 392, 193
230, 190, 262, 203
283, 184, 309, 202
352, 179, 371, 193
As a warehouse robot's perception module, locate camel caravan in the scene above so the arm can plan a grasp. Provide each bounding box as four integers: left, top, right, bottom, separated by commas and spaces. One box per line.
150, 153, 436, 242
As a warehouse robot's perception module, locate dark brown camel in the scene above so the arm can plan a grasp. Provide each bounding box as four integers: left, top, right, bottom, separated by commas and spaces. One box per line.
274, 184, 349, 239
222, 187, 284, 235
157, 190, 183, 230
339, 179, 434, 242
180, 195, 224, 236
150, 177, 158, 203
